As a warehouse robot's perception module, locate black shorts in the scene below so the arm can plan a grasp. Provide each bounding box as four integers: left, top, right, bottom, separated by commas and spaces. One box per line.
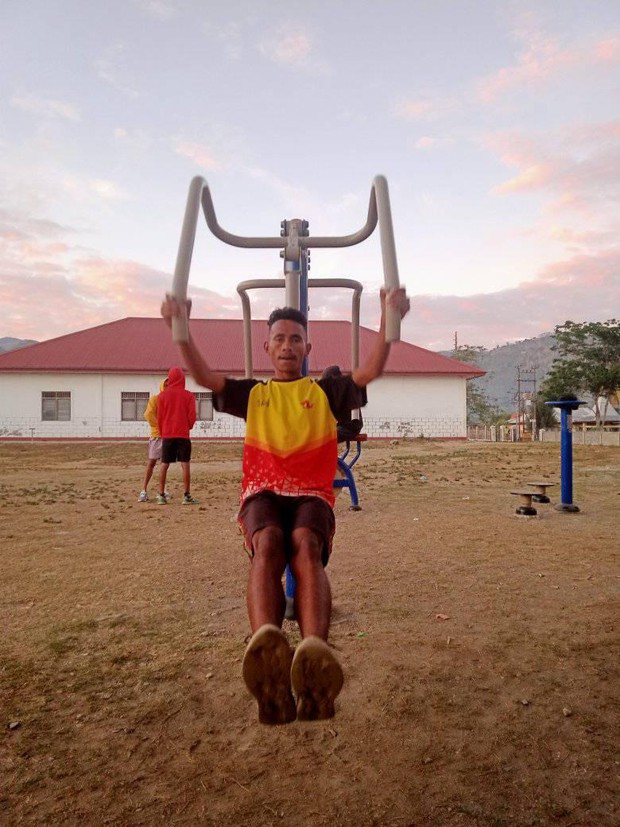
238, 491, 336, 566
161, 438, 192, 464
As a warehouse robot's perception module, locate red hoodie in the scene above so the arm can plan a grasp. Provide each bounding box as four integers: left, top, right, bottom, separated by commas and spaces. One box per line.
156, 367, 196, 439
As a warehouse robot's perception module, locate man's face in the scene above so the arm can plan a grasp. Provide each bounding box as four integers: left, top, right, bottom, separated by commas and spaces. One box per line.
265, 319, 311, 380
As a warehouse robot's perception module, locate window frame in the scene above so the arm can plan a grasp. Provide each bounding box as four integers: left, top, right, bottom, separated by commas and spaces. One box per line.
121, 391, 150, 422
195, 391, 214, 422
41, 391, 72, 422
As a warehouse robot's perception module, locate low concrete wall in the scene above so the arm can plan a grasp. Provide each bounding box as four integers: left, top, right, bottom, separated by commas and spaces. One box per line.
539, 428, 620, 446
467, 425, 518, 442
0, 415, 466, 441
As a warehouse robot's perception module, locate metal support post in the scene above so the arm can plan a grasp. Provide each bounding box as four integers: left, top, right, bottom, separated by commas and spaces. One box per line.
545, 399, 587, 512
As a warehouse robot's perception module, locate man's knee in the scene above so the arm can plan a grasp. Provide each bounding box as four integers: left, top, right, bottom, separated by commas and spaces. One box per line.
252, 526, 286, 566
290, 528, 323, 572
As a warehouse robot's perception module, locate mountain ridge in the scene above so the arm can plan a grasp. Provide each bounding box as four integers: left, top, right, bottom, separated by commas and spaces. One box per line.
441, 333, 556, 413
0, 337, 38, 354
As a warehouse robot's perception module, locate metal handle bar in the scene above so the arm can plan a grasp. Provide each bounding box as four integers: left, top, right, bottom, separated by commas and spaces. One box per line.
236, 278, 363, 378
171, 175, 401, 342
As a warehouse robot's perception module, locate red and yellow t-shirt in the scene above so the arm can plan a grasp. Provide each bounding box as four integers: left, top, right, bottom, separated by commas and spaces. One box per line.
216, 375, 366, 508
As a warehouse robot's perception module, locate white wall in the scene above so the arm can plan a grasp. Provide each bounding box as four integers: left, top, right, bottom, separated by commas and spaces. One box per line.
0, 372, 467, 439
0, 373, 104, 438
0, 373, 243, 439
362, 375, 466, 438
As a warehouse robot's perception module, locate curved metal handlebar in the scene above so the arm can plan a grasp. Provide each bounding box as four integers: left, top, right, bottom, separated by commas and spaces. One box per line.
171, 175, 401, 342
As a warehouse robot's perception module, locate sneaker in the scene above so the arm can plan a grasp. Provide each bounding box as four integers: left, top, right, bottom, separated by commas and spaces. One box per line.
242, 625, 296, 725
138, 490, 149, 503
155, 494, 167, 505
291, 636, 344, 721
164, 491, 172, 501
181, 494, 199, 505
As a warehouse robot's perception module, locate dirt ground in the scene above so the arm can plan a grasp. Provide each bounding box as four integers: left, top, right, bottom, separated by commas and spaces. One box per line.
1, 439, 618, 827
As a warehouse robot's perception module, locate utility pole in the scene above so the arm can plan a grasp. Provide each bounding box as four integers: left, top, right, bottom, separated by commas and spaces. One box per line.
517, 365, 522, 440
516, 364, 537, 440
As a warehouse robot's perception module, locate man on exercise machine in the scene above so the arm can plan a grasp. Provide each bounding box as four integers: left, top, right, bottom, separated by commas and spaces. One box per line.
161, 287, 409, 724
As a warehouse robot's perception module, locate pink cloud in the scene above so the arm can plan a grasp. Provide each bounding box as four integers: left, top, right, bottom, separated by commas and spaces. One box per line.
476, 36, 576, 103
0, 211, 239, 340
0, 248, 241, 341
412, 136, 454, 151
256, 26, 328, 75
485, 122, 620, 229
399, 249, 619, 349
395, 95, 456, 122
175, 142, 219, 170
396, 99, 435, 119
271, 32, 311, 63
259, 27, 312, 65
2, 207, 617, 352
10, 92, 81, 122
493, 163, 551, 194
594, 36, 620, 62
476, 29, 620, 103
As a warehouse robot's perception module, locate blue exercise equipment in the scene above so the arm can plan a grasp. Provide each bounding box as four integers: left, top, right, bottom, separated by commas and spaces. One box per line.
545, 397, 587, 512
334, 435, 368, 511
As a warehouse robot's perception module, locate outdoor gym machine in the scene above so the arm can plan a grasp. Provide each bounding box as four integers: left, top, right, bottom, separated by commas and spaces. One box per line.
545, 397, 587, 512
169, 174, 404, 616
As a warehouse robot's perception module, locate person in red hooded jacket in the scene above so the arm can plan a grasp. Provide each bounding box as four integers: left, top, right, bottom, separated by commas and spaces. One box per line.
156, 366, 199, 505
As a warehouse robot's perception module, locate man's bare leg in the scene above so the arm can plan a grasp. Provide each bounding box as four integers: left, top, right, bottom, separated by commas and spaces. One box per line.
242, 526, 295, 724
142, 458, 157, 492
289, 526, 343, 720
289, 527, 331, 640
247, 526, 287, 631
181, 461, 191, 494
158, 463, 169, 496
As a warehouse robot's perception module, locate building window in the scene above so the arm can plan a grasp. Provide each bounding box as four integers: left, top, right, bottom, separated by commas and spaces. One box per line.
42, 391, 71, 421
195, 391, 213, 421
121, 391, 150, 421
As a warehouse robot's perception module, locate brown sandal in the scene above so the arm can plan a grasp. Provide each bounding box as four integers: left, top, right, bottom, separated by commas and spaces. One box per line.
291, 636, 344, 721
242, 625, 296, 725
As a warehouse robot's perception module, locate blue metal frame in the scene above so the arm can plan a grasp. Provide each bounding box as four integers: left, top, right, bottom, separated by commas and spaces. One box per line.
333, 440, 364, 509
545, 399, 587, 512
284, 245, 367, 615
285, 248, 309, 609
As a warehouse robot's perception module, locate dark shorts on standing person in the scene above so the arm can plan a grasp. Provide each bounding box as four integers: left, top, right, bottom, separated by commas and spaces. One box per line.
161, 437, 192, 464
238, 491, 336, 566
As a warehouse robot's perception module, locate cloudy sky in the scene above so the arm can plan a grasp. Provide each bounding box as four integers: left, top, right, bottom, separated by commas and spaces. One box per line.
1, 0, 618, 350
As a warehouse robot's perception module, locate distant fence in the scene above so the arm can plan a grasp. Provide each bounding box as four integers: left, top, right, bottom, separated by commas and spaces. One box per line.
467, 425, 518, 442
539, 427, 620, 446
468, 424, 620, 446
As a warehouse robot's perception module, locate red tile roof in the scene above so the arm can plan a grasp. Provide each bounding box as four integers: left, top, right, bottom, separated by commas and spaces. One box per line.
0, 317, 485, 378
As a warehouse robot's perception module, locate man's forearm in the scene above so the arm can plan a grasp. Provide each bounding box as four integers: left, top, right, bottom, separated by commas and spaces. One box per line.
179, 335, 226, 394
352, 315, 391, 387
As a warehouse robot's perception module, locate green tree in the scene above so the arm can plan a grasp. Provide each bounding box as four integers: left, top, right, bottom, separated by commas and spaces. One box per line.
541, 320, 620, 427
534, 394, 558, 430
452, 344, 508, 425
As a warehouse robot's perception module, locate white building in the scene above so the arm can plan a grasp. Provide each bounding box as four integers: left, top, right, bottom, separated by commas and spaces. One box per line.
0, 318, 484, 440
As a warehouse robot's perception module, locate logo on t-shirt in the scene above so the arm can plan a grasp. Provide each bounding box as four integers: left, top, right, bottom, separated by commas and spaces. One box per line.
301, 399, 314, 409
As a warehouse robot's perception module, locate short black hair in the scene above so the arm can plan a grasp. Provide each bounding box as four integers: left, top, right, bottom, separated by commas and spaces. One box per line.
267, 307, 307, 330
